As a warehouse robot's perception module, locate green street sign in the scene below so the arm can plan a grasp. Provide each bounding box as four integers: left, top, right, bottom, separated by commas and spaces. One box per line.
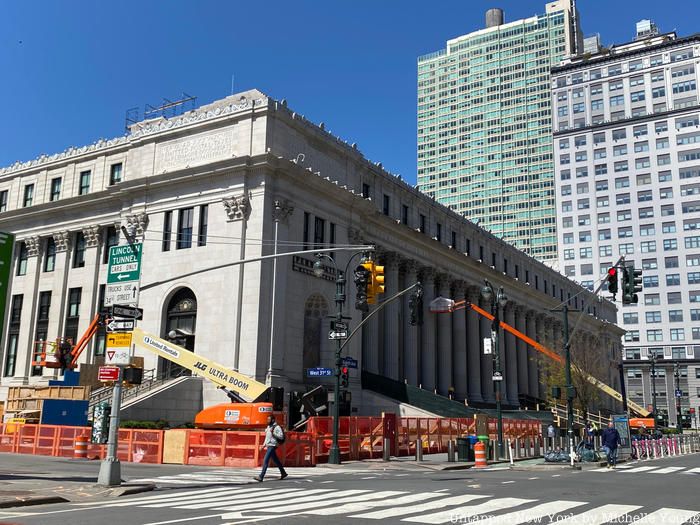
0, 231, 15, 343
107, 243, 142, 284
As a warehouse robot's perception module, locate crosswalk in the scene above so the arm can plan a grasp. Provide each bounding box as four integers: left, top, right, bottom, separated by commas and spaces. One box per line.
75, 485, 700, 524
589, 464, 700, 474
127, 467, 373, 486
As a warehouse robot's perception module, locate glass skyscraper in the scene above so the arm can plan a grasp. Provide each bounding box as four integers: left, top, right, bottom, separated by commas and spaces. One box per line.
417, 1, 581, 262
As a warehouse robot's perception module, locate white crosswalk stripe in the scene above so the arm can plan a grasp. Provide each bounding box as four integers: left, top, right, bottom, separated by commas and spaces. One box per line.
128, 467, 349, 486
553, 504, 641, 525
589, 464, 699, 475
73, 486, 700, 525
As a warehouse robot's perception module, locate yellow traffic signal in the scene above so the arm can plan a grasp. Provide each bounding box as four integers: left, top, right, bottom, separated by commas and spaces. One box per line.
361, 261, 375, 304
372, 263, 385, 298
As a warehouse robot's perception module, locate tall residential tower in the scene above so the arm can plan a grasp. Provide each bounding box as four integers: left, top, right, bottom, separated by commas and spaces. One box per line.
417, 1, 581, 261
552, 26, 700, 428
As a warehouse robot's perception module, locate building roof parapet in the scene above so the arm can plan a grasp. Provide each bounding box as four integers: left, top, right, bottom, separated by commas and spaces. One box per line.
552, 32, 700, 75
0, 90, 269, 178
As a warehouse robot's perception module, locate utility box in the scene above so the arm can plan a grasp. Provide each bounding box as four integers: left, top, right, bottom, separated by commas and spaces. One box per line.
123, 366, 143, 385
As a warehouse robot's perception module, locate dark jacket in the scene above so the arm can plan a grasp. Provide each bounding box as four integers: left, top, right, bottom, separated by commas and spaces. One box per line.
602, 427, 621, 449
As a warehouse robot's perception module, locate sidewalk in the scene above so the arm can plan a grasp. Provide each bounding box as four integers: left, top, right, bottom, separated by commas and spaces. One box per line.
0, 453, 154, 508
316, 452, 547, 471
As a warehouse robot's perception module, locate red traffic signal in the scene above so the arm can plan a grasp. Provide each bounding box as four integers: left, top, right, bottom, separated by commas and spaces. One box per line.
607, 267, 619, 297
340, 366, 349, 388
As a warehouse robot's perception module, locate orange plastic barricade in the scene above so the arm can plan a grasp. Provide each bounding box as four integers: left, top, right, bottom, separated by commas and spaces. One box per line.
74, 434, 89, 459
474, 441, 487, 468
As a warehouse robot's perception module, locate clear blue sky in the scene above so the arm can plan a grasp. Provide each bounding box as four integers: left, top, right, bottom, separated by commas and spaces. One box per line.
1, 1, 697, 185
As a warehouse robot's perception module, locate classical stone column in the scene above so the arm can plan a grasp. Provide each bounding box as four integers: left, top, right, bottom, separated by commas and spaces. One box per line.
363, 308, 380, 375
436, 274, 452, 396
479, 295, 495, 403
504, 303, 519, 407
383, 253, 401, 381
402, 261, 420, 385
451, 281, 468, 401
419, 267, 436, 391
514, 305, 529, 401
535, 314, 547, 402
466, 287, 483, 403
524, 309, 537, 400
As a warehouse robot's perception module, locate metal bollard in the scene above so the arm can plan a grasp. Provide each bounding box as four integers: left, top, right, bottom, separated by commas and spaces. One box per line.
415, 439, 423, 461
508, 438, 514, 466
447, 440, 456, 462
383, 438, 390, 461
534, 437, 540, 457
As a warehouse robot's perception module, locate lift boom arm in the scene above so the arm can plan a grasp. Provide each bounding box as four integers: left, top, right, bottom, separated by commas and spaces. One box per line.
131, 328, 269, 402
458, 301, 650, 417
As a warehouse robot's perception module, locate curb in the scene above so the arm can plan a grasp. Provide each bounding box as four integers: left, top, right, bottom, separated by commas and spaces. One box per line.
0, 496, 69, 509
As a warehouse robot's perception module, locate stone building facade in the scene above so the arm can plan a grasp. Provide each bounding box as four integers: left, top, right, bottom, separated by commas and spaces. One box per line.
0, 89, 624, 415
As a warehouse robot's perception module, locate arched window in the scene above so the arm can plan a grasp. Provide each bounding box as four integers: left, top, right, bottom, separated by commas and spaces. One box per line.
303, 294, 329, 372
161, 288, 197, 377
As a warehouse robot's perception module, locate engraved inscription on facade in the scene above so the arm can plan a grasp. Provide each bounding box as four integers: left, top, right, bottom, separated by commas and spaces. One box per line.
156, 129, 236, 173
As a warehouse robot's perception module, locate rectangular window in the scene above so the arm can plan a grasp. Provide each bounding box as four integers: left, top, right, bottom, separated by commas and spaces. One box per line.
176, 208, 194, 249
50, 178, 61, 201
647, 329, 663, 342
451, 231, 457, 250
79, 170, 91, 195
67, 287, 81, 317
401, 205, 409, 225
198, 204, 208, 247
0, 190, 6, 212
640, 240, 656, 253
23, 184, 34, 207
102, 226, 118, 264
73, 232, 86, 268
44, 237, 56, 272
362, 183, 370, 198
4, 295, 23, 376
664, 239, 678, 251
16, 242, 28, 276
667, 273, 681, 285
382, 194, 390, 216
420, 214, 426, 234
162, 211, 173, 252
668, 291, 682, 304
642, 259, 658, 270
688, 272, 700, 284
436, 223, 442, 242
669, 310, 683, 322
314, 216, 325, 249
109, 163, 123, 185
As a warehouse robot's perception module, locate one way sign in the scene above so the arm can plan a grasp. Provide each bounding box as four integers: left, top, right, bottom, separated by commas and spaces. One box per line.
328, 330, 348, 340
107, 319, 136, 332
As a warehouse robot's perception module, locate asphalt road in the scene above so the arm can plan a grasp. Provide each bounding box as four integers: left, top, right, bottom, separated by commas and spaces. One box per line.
2, 454, 700, 525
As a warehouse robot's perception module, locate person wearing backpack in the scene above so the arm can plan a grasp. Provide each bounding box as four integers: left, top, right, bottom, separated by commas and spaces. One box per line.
254, 415, 288, 482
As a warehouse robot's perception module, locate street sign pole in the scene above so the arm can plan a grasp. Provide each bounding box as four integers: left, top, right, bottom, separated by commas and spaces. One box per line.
98, 365, 123, 486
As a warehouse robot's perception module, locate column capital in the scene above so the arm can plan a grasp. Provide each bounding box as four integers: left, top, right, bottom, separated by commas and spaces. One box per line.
223, 193, 251, 221
383, 251, 401, 270
525, 309, 538, 321
466, 285, 482, 304
272, 199, 294, 222
123, 212, 150, 239
435, 272, 452, 291
512, 303, 526, 316
82, 225, 101, 248
25, 236, 41, 257
52, 231, 71, 252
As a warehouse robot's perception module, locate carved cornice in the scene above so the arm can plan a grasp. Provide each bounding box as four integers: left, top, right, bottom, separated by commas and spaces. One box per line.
223, 194, 251, 221
82, 225, 101, 248
53, 231, 71, 252
0, 96, 268, 176
25, 236, 41, 257
271, 199, 294, 222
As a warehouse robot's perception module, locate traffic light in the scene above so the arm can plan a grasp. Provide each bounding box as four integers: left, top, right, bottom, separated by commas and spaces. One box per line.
371, 262, 385, 301
607, 267, 618, 298
361, 261, 375, 305
353, 265, 370, 312
408, 283, 424, 326
622, 265, 642, 304
340, 366, 349, 388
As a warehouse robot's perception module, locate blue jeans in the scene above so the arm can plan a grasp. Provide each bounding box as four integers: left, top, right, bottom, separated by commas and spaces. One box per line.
602, 445, 618, 466
259, 446, 285, 479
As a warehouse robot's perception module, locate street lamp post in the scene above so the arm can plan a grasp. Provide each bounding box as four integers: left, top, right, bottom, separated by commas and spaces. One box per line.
481, 279, 507, 460
313, 251, 368, 465
674, 362, 683, 434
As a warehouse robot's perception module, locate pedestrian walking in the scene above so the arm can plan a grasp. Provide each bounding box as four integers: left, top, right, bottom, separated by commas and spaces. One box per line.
601, 421, 621, 469
254, 415, 288, 482
547, 424, 556, 451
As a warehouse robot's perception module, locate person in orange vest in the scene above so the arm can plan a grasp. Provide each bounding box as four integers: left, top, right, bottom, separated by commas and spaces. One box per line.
254, 415, 288, 482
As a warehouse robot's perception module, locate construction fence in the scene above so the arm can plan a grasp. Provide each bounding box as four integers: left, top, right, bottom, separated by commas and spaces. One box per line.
0, 414, 541, 467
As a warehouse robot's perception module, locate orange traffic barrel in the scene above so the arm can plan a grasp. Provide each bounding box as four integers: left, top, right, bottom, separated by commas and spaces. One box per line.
74, 434, 89, 459
474, 440, 487, 469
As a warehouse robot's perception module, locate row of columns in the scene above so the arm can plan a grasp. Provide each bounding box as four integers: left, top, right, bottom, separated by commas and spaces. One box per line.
362, 253, 570, 407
